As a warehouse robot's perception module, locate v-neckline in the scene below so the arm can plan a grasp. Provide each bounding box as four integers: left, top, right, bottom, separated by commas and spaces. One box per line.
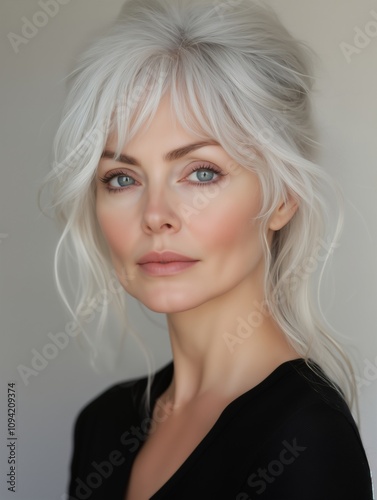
126, 358, 304, 499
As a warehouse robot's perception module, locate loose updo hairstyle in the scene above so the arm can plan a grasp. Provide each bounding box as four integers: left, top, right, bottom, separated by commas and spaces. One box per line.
39, 0, 357, 414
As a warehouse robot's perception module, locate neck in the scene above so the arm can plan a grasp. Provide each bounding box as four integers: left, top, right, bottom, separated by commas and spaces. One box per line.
163, 278, 299, 409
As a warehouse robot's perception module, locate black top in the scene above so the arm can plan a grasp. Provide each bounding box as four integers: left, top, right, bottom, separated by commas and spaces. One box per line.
67, 359, 374, 499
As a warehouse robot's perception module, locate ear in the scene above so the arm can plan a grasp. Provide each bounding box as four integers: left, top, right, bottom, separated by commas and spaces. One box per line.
268, 192, 299, 231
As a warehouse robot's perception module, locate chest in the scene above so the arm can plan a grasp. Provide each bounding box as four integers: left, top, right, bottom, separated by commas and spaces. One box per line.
124, 396, 228, 500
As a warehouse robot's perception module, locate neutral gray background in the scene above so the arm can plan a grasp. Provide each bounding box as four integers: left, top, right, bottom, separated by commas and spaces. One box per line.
1, 1, 376, 498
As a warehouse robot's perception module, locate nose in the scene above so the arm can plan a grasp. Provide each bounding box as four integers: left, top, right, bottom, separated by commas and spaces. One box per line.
141, 185, 181, 235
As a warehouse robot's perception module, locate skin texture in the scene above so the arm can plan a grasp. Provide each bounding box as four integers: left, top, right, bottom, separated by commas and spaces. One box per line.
95, 93, 299, 498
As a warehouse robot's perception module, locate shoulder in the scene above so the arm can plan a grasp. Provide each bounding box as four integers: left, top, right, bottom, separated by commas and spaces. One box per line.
234, 359, 357, 434
69, 370, 148, 473
235, 360, 373, 499
244, 403, 373, 499
257, 359, 367, 462
70, 360, 174, 460
67, 361, 174, 495
74, 360, 173, 430
75, 375, 145, 427
255, 358, 358, 429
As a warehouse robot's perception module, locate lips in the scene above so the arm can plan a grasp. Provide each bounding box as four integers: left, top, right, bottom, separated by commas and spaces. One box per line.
138, 251, 197, 265
137, 251, 199, 277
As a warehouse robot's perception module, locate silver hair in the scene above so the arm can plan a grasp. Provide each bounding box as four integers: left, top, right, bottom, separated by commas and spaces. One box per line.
39, 0, 357, 415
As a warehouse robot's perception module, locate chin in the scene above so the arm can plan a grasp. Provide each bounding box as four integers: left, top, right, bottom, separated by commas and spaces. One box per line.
133, 291, 203, 315
141, 300, 197, 315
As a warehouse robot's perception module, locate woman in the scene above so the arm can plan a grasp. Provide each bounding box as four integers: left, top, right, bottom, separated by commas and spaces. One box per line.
41, 0, 373, 498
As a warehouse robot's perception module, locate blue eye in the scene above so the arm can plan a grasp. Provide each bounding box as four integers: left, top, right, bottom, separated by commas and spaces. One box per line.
186, 165, 224, 186
188, 168, 216, 183
111, 175, 134, 187
99, 170, 137, 192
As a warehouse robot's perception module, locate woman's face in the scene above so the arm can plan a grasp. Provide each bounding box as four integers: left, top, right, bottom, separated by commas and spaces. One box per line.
95, 94, 268, 313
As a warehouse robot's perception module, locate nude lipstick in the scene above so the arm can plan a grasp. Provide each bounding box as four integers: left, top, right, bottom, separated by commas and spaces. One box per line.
137, 251, 199, 276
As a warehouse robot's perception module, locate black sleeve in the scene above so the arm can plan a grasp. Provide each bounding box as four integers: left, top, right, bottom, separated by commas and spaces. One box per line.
65, 378, 146, 499
66, 389, 112, 498
67, 404, 90, 497
236, 403, 373, 500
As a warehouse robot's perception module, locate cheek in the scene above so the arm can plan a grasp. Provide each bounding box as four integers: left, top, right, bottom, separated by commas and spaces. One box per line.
96, 204, 134, 261
190, 187, 262, 253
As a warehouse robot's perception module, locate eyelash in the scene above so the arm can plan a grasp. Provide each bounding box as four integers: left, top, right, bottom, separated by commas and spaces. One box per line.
98, 164, 225, 194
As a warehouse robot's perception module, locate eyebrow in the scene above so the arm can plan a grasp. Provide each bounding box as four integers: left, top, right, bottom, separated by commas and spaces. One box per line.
100, 140, 220, 166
